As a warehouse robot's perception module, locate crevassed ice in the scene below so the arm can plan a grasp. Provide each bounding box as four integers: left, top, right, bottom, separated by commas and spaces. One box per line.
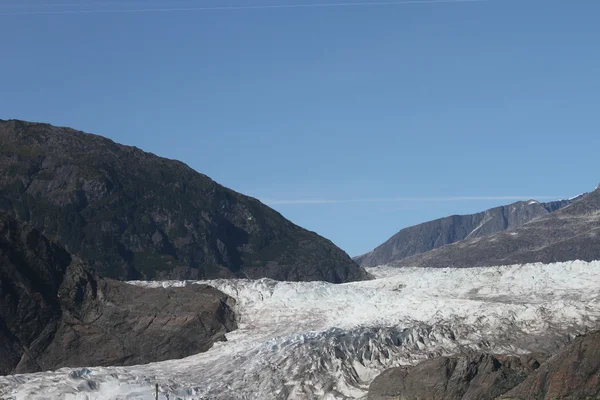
1, 260, 600, 400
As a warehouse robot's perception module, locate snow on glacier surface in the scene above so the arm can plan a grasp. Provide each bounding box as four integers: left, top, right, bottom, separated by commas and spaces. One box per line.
2, 260, 600, 400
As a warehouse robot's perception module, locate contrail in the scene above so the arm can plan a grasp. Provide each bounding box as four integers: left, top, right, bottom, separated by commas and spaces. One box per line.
0, 0, 489, 16
262, 196, 563, 205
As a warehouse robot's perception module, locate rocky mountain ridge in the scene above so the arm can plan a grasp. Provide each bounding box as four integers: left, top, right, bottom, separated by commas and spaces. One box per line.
356, 197, 579, 267
394, 187, 600, 268
0, 119, 368, 283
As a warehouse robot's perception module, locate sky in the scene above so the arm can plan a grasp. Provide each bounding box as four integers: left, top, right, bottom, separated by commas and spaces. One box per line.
1, 0, 599, 257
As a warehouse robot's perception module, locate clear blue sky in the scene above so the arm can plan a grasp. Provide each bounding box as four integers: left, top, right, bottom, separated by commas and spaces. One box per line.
1, 0, 599, 256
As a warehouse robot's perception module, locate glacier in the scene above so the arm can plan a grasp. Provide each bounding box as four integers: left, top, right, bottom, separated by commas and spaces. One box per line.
1, 260, 600, 400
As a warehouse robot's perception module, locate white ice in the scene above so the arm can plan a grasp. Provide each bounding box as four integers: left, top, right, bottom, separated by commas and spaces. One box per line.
2, 260, 600, 400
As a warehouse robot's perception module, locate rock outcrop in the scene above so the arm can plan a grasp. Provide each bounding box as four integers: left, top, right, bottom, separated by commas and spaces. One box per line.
500, 331, 600, 399
370, 330, 600, 400
368, 353, 545, 400
0, 119, 368, 283
0, 212, 237, 375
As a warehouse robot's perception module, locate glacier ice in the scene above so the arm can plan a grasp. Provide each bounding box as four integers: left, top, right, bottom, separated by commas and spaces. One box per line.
1, 260, 600, 399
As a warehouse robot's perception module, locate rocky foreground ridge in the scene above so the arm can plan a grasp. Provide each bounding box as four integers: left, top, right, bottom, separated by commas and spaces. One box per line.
369, 331, 600, 400
0, 212, 237, 375
368, 353, 546, 400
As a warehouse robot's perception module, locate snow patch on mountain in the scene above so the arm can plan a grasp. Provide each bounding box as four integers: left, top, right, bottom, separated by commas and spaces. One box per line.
1, 261, 600, 400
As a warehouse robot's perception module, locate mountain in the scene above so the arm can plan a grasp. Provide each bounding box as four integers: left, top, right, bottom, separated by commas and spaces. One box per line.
355, 198, 578, 267
0, 212, 237, 375
368, 353, 545, 400
0, 119, 368, 283
394, 187, 600, 268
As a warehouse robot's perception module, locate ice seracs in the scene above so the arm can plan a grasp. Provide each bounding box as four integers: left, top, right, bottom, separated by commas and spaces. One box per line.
1, 260, 600, 400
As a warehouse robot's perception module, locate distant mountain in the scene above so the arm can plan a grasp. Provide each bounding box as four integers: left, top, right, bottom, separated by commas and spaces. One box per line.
395, 187, 600, 268
355, 198, 579, 267
0, 212, 237, 375
0, 120, 368, 283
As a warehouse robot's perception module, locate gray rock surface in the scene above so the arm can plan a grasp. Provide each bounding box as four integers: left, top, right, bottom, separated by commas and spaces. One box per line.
0, 212, 237, 375
500, 331, 600, 400
368, 353, 545, 400
370, 330, 600, 400
0, 119, 368, 283
356, 199, 577, 267
393, 188, 600, 268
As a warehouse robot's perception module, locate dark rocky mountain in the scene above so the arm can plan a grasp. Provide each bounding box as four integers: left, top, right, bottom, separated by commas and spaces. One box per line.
0, 119, 368, 283
0, 212, 237, 375
356, 198, 578, 267
500, 331, 600, 400
393, 187, 600, 268
368, 353, 545, 400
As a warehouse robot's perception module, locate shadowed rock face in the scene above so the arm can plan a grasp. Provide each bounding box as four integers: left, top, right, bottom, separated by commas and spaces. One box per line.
368, 353, 545, 400
500, 331, 600, 400
393, 188, 600, 269
0, 119, 368, 283
370, 331, 600, 400
355, 199, 576, 268
0, 213, 237, 375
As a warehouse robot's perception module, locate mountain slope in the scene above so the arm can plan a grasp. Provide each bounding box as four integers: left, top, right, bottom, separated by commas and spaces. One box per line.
355, 199, 576, 267
394, 188, 600, 268
0, 212, 237, 375
0, 119, 368, 283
